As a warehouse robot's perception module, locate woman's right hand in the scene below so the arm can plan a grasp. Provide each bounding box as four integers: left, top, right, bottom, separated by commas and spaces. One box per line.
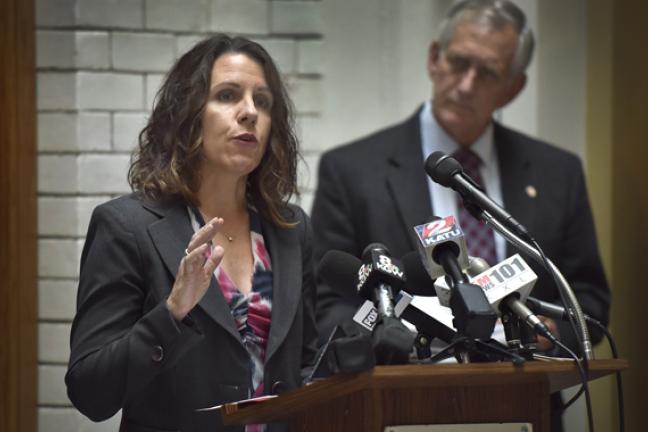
166, 217, 225, 321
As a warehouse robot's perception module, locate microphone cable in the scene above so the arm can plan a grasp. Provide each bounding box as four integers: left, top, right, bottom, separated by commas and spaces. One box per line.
568, 317, 624, 432
552, 338, 594, 432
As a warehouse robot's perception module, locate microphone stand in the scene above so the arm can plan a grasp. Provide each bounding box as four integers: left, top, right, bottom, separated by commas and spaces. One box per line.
477, 209, 593, 361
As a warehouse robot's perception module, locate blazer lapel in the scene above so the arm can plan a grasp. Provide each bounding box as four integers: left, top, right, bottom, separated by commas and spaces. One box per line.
262, 216, 301, 364
144, 200, 241, 342
494, 124, 537, 255
386, 111, 433, 250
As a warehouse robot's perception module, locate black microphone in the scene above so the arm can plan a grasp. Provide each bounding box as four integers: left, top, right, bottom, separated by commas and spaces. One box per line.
357, 243, 406, 318
358, 244, 414, 364
424, 151, 529, 239
316, 249, 363, 301
526, 297, 596, 324
317, 249, 456, 345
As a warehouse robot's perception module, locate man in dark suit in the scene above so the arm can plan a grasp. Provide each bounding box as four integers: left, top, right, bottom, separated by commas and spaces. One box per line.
311, 2, 610, 428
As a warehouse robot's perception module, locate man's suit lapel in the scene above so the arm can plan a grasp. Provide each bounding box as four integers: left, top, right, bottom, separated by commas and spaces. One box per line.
143, 200, 241, 343
386, 111, 433, 250
261, 216, 301, 364
495, 123, 537, 255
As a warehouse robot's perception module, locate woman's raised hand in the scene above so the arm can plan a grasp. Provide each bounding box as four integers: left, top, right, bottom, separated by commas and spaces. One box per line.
166, 217, 225, 321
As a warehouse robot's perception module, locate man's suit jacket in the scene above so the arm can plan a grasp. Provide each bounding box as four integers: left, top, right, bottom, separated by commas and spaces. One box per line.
66, 193, 319, 432
311, 108, 610, 352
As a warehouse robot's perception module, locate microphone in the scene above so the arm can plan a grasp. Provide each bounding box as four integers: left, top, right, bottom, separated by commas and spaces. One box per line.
526, 297, 597, 324
434, 254, 556, 341
358, 244, 413, 364
466, 256, 490, 277
424, 151, 529, 239
412, 216, 469, 280
317, 249, 456, 345
401, 252, 490, 296
357, 243, 405, 318
413, 216, 497, 340
316, 249, 363, 302
319, 245, 413, 364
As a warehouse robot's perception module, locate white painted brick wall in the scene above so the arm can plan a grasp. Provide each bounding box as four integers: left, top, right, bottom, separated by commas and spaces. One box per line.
271, 1, 322, 35
35, 0, 325, 427
145, 0, 210, 31
77, 0, 144, 28
36, 0, 76, 27
39, 197, 79, 237
211, 0, 269, 34
38, 155, 78, 194
113, 112, 148, 151
145, 73, 165, 110
39, 239, 82, 278
39, 408, 121, 432
38, 73, 77, 110
297, 153, 319, 192
289, 77, 323, 114
38, 280, 78, 321
176, 35, 205, 58
253, 38, 295, 74
39, 112, 111, 152
38, 365, 70, 405
38, 113, 77, 152
39, 196, 110, 237
78, 113, 112, 151
296, 115, 326, 152
37, 31, 75, 69
112, 33, 176, 72
78, 154, 131, 194
78, 72, 144, 110
39, 323, 72, 363
297, 39, 324, 75
75, 32, 111, 69
37, 31, 111, 70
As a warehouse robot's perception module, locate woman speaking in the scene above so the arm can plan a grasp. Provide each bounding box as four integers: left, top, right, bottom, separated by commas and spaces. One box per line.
66, 34, 319, 432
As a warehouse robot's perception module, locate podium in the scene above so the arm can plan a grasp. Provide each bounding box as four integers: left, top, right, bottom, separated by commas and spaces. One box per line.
220, 359, 627, 432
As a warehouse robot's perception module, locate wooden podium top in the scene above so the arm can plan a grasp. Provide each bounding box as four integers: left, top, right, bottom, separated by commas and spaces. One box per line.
220, 359, 627, 426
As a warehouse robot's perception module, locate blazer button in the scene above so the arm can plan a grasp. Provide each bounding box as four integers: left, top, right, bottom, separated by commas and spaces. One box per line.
271, 381, 287, 395
151, 345, 164, 363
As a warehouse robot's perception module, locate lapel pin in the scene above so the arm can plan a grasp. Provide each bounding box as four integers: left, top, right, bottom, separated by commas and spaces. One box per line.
525, 185, 537, 198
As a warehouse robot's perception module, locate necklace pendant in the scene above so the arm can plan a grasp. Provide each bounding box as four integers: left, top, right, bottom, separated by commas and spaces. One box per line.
227, 235, 234, 242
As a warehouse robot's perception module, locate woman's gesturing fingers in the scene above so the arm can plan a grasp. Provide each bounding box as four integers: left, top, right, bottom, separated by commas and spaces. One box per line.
167, 223, 225, 321
185, 217, 223, 255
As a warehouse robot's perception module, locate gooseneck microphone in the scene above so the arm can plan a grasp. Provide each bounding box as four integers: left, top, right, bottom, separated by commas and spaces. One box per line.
526, 297, 597, 324
424, 151, 530, 239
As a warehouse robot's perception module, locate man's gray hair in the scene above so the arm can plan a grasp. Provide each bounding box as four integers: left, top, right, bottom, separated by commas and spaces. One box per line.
437, 0, 535, 76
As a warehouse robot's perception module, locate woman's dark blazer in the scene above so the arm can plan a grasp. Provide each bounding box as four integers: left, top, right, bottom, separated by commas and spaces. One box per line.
65, 193, 319, 432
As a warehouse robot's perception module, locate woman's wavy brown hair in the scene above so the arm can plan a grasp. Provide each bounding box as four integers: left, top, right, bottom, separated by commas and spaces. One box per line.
128, 34, 300, 227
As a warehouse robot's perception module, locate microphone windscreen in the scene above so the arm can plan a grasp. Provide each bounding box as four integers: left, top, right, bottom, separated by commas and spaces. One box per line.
401, 251, 437, 296
361, 242, 390, 259
317, 250, 362, 299
424, 151, 462, 186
